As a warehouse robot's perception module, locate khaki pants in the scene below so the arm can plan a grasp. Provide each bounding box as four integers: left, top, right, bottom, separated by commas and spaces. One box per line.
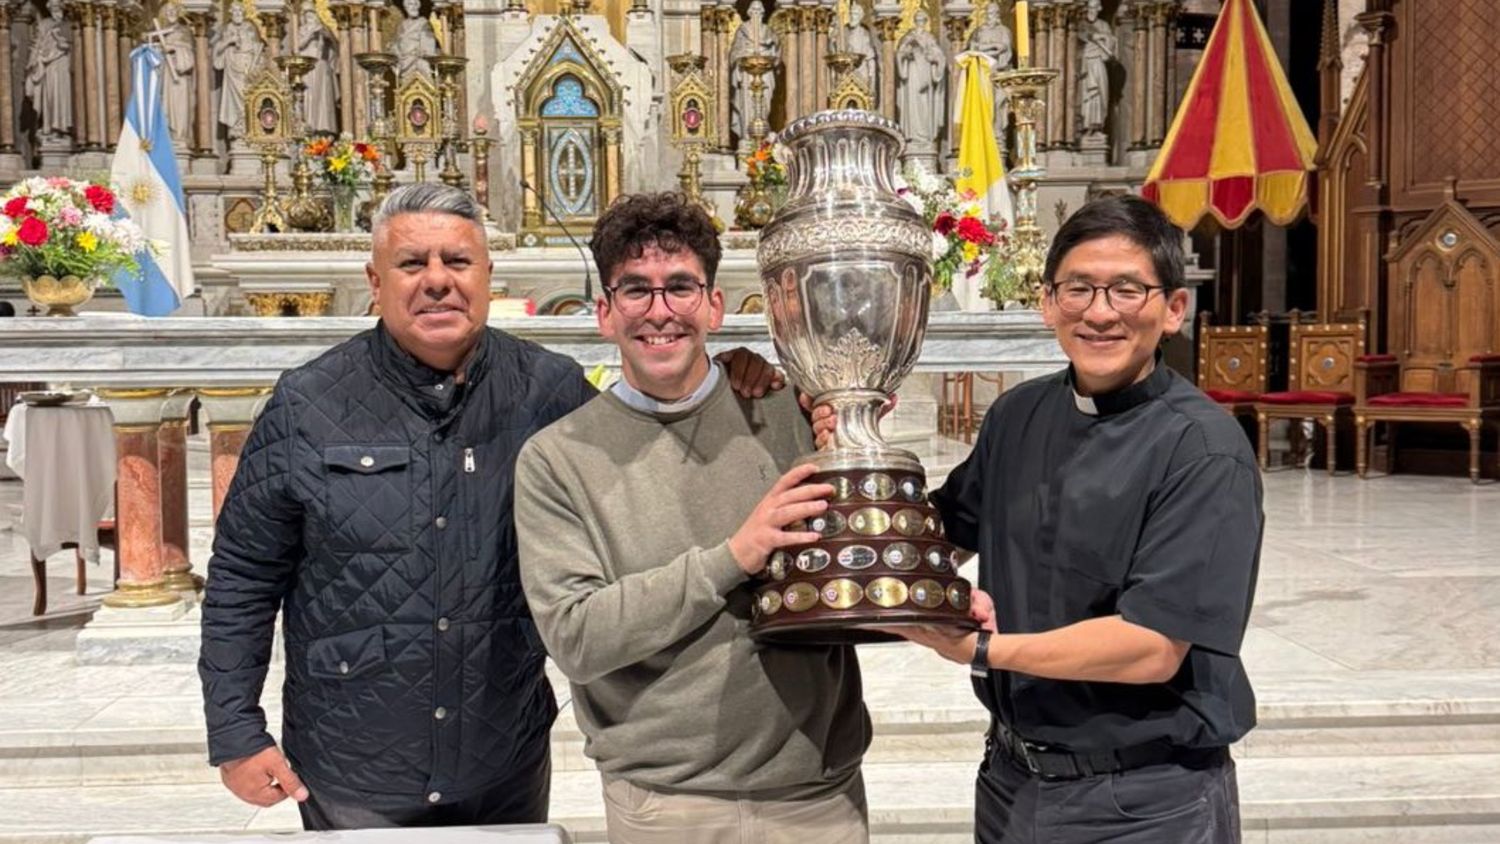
601, 772, 869, 844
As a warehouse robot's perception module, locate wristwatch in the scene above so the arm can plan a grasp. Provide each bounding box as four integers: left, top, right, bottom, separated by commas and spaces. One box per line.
969, 630, 992, 678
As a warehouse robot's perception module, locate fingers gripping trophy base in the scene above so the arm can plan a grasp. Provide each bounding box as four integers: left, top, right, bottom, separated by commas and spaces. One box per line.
749, 467, 977, 645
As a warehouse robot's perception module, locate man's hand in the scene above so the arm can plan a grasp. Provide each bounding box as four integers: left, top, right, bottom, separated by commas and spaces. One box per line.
716, 348, 785, 398
800, 393, 897, 450
971, 587, 998, 633
727, 463, 831, 575
220, 745, 309, 808
894, 624, 980, 666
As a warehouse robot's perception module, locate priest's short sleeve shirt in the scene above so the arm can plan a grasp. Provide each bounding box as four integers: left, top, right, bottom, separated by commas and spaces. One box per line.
931, 362, 1263, 752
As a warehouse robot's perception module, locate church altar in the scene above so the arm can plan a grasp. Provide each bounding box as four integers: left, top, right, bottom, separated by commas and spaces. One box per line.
0, 311, 1065, 387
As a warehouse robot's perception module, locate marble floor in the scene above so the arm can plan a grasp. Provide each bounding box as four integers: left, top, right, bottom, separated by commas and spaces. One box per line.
1, 438, 1500, 842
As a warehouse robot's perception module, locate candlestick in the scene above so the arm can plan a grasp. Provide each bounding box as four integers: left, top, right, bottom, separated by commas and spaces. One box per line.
1015, 1, 1030, 66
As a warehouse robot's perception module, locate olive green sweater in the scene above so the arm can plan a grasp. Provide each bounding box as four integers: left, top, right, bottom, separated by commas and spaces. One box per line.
515, 376, 869, 795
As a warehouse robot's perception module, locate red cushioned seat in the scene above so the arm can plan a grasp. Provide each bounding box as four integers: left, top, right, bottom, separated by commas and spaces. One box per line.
1206, 389, 1260, 403
1470, 354, 1500, 364
1357, 354, 1398, 363
1258, 391, 1354, 405
1366, 392, 1469, 408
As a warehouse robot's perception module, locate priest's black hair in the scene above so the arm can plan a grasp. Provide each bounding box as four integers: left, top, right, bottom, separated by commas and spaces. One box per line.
1043, 194, 1187, 291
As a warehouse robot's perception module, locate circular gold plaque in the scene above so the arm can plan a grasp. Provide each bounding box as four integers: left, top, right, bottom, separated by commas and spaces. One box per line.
829, 476, 855, 502
820, 578, 864, 610
882, 541, 919, 571
796, 548, 831, 573
849, 507, 892, 536
865, 576, 909, 608
893, 508, 926, 537
758, 589, 783, 616
947, 582, 971, 611
768, 551, 791, 581
837, 544, 878, 570
910, 578, 945, 609
858, 472, 896, 501
784, 582, 819, 612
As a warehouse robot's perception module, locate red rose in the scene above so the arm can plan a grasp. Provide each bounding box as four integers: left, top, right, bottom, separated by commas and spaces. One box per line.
957, 215, 994, 246
16, 216, 49, 246
84, 185, 115, 214
4, 196, 29, 218
934, 212, 958, 236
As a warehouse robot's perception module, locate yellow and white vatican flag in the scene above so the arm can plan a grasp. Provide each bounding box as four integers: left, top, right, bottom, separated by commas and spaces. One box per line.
952, 51, 1013, 310
108, 45, 194, 316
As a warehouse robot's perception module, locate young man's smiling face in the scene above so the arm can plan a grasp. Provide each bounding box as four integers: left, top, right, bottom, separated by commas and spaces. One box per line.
596, 242, 725, 401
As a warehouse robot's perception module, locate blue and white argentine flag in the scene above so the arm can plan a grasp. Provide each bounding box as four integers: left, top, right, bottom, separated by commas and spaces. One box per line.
109, 45, 194, 316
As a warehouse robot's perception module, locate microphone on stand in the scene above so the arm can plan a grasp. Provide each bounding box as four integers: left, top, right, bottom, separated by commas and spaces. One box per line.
520, 178, 595, 314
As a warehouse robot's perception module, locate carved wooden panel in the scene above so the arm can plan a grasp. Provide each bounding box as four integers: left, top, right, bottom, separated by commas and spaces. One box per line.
1388, 201, 1500, 394
1197, 320, 1267, 394
1317, 69, 1382, 327
1290, 323, 1362, 393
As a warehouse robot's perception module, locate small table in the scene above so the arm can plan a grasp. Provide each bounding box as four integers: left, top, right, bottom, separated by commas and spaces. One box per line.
2, 400, 116, 613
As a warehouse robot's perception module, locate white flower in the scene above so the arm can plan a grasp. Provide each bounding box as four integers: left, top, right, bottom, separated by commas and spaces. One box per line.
931, 230, 949, 261
83, 212, 116, 237
902, 189, 925, 215
22, 176, 50, 195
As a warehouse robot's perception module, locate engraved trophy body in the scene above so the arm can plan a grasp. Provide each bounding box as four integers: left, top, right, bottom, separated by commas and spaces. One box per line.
752, 110, 975, 643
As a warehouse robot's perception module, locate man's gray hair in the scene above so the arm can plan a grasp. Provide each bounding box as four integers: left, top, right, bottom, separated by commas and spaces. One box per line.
371, 183, 485, 235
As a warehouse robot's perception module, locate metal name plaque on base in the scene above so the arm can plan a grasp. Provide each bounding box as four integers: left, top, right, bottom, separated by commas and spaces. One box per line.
751, 110, 976, 645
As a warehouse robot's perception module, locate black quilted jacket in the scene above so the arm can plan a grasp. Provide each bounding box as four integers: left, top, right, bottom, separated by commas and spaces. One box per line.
199, 323, 594, 798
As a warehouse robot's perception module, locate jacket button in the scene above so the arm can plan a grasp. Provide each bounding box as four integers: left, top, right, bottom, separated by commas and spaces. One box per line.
338, 660, 349, 675
359, 456, 374, 468
427, 791, 441, 803
434, 516, 448, 529
433, 432, 444, 442
437, 617, 450, 632
434, 706, 447, 720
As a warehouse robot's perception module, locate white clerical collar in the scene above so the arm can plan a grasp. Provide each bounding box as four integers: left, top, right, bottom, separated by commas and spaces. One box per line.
611, 357, 721, 414
1073, 391, 1099, 416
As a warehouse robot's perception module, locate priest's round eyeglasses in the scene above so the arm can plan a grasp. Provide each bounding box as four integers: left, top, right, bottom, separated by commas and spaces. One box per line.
606, 280, 707, 317
1048, 279, 1163, 316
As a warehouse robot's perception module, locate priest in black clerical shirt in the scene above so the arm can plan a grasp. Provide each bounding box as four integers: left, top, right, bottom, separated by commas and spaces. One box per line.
822, 195, 1262, 843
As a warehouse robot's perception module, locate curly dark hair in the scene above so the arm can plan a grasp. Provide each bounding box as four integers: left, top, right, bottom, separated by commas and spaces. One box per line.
588, 192, 722, 289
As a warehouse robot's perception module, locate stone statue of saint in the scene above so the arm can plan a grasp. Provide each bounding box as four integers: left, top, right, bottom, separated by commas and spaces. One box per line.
156, 1, 196, 147
897, 8, 945, 149
24, 0, 72, 141
297, 6, 339, 134
841, 3, 879, 92
212, 3, 266, 139
967, 1, 1012, 136
394, 0, 439, 80
1078, 0, 1115, 136
728, 0, 779, 149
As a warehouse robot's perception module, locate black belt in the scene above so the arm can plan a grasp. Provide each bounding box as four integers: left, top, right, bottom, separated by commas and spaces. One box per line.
986, 721, 1224, 781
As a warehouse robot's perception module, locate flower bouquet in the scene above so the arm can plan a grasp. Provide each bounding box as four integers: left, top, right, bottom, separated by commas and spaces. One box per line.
735, 139, 789, 229
897, 163, 1022, 305
304, 135, 381, 231
0, 177, 151, 315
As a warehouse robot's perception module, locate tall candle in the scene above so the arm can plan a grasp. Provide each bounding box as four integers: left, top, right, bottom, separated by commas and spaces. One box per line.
751, 12, 762, 55
1015, 1, 1030, 66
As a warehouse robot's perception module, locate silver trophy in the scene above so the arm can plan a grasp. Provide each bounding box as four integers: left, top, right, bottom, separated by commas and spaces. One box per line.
752, 110, 974, 643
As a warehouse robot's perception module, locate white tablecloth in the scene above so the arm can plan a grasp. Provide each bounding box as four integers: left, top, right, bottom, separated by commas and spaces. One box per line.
1, 401, 115, 561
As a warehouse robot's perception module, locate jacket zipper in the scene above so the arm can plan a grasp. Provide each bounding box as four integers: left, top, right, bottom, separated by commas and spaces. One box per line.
464, 447, 475, 473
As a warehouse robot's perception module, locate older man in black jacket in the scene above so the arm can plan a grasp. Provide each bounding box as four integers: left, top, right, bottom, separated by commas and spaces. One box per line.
199, 184, 777, 829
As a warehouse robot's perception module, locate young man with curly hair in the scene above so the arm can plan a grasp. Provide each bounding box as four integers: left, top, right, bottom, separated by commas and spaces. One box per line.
515, 192, 872, 843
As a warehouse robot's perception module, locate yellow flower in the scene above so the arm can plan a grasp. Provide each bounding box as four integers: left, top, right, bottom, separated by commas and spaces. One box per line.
76, 231, 98, 252
961, 240, 979, 263
1, 229, 16, 247
329, 156, 350, 173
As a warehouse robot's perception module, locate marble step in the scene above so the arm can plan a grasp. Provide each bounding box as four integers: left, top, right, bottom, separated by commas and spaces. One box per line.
4, 753, 1500, 844
7, 671, 1500, 789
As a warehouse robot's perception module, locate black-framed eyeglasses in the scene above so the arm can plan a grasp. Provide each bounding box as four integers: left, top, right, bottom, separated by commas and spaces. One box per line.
606, 279, 708, 317
1048, 279, 1163, 316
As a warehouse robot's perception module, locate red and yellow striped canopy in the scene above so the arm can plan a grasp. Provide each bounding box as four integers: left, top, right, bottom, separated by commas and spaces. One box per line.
1142, 0, 1317, 230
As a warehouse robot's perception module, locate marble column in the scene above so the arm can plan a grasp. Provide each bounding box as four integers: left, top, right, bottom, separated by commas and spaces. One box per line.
82, 3, 103, 149
1127, 1, 1147, 150
799, 2, 817, 117
95, 389, 181, 610
873, 14, 899, 120
772, 8, 798, 122
189, 13, 212, 157
102, 2, 120, 147
1036, 3, 1059, 149
0, 4, 16, 155
351, 2, 370, 137
69, 5, 87, 149
1146, 1, 1165, 145
366, 0, 383, 51
714, 6, 733, 153
813, 6, 831, 112
336, 4, 355, 135
158, 391, 200, 594
1059, 1, 1078, 149
199, 388, 271, 523
942, 11, 969, 159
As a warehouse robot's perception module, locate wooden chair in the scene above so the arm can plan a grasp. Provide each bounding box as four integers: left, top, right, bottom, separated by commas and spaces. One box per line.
1354, 354, 1500, 483
29, 484, 119, 616
1197, 312, 1270, 421
1254, 313, 1368, 474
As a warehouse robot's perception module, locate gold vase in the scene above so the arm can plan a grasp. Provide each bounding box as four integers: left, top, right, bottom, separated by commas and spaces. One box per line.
22, 274, 98, 316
